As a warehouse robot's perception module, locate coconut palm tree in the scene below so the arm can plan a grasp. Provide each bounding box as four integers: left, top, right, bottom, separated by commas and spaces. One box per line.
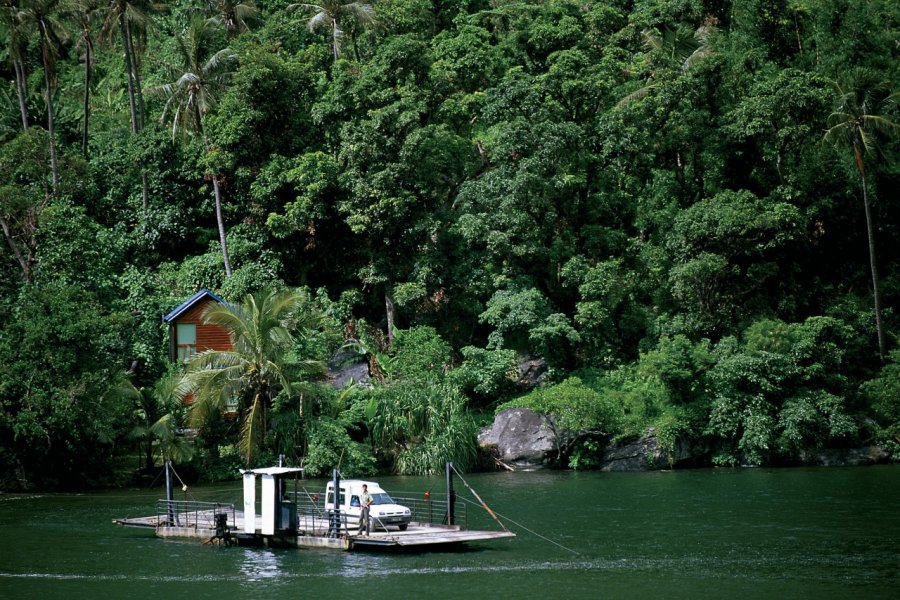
149, 16, 237, 276
16, 0, 67, 194
288, 0, 375, 62
1, 0, 31, 130
178, 287, 326, 464
823, 69, 899, 362
100, 0, 162, 134
205, 0, 259, 36
616, 22, 715, 109
100, 0, 162, 210
64, 0, 104, 157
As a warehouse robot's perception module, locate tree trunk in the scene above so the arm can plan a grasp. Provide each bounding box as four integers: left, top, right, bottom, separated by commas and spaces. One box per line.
385, 287, 395, 345
129, 28, 151, 209
126, 24, 145, 131
0, 215, 31, 282
144, 440, 154, 472
212, 175, 233, 277
120, 15, 139, 134
39, 23, 59, 195
43, 75, 59, 195
856, 147, 886, 362
14, 61, 29, 131
331, 19, 340, 62
201, 124, 233, 277
121, 19, 150, 208
82, 34, 92, 157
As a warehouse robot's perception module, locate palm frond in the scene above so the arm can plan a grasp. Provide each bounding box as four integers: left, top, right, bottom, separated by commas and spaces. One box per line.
203, 47, 237, 75
240, 392, 266, 463
341, 2, 374, 25
149, 412, 177, 444
307, 10, 332, 32
615, 81, 657, 109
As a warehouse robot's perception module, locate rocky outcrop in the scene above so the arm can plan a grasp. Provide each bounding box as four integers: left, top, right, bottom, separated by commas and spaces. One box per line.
599, 430, 692, 471
515, 356, 547, 389
799, 446, 890, 467
478, 408, 556, 469
326, 348, 371, 389
479, 409, 695, 471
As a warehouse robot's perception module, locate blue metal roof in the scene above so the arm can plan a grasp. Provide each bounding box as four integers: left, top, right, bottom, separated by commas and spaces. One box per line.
162, 289, 226, 323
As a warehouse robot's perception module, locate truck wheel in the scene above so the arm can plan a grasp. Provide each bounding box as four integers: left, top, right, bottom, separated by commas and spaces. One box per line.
399, 524, 408, 531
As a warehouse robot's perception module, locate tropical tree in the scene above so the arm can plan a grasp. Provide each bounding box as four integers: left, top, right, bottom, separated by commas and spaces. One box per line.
205, 0, 258, 36
823, 68, 899, 361
100, 0, 162, 133
149, 16, 237, 276
100, 0, 162, 209
616, 21, 715, 109
1, 0, 31, 131
16, 0, 66, 194
128, 371, 193, 471
178, 287, 326, 464
64, 0, 104, 157
288, 0, 375, 62
366, 380, 478, 475
0, 128, 51, 282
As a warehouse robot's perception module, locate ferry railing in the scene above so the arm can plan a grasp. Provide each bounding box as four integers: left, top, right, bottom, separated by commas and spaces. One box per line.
390, 496, 467, 530
155, 500, 236, 531
290, 493, 349, 537
288, 492, 467, 532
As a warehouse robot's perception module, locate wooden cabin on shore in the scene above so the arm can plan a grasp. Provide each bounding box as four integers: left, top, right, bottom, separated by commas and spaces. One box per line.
162, 289, 232, 362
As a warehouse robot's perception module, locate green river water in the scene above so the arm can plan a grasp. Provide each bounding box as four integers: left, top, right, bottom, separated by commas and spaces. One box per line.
1, 465, 898, 599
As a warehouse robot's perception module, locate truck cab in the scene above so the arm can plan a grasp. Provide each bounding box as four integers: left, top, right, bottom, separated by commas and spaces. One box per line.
325, 480, 412, 531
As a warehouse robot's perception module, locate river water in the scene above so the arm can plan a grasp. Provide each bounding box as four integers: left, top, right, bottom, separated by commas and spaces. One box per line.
1, 466, 898, 599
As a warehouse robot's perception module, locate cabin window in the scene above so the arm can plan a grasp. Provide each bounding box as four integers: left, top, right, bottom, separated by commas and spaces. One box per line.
176, 323, 197, 360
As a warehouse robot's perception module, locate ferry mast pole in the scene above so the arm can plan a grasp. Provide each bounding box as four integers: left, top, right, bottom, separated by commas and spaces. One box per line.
445, 462, 455, 526
329, 468, 341, 537
165, 460, 175, 525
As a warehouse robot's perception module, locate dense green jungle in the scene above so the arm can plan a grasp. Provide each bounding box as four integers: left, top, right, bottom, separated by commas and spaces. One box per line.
1, 0, 899, 491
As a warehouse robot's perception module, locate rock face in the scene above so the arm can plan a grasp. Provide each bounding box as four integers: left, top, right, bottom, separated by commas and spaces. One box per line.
478, 408, 556, 469
326, 348, 371, 389
478, 407, 893, 471
800, 446, 890, 467
598, 430, 692, 472
515, 356, 547, 389
479, 409, 694, 471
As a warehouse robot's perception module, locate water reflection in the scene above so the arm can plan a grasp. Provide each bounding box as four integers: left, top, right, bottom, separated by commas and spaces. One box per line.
2, 467, 898, 599
239, 548, 283, 582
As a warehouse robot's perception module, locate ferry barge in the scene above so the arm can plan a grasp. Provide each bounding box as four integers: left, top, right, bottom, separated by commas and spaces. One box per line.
114, 462, 515, 551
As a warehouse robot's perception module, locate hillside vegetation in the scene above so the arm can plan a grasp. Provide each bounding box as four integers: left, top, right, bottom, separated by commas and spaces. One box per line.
1, 0, 899, 489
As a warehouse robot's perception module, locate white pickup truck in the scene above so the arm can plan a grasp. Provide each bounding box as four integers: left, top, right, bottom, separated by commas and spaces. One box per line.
325, 479, 412, 531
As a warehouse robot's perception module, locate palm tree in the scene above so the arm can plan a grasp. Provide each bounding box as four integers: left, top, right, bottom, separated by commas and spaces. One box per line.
149, 16, 236, 276
615, 22, 715, 109
100, 0, 162, 210
823, 69, 899, 362
64, 0, 104, 157
17, 0, 67, 194
178, 287, 326, 464
129, 371, 193, 471
1, 0, 31, 130
288, 0, 375, 62
205, 0, 259, 36
100, 0, 162, 134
